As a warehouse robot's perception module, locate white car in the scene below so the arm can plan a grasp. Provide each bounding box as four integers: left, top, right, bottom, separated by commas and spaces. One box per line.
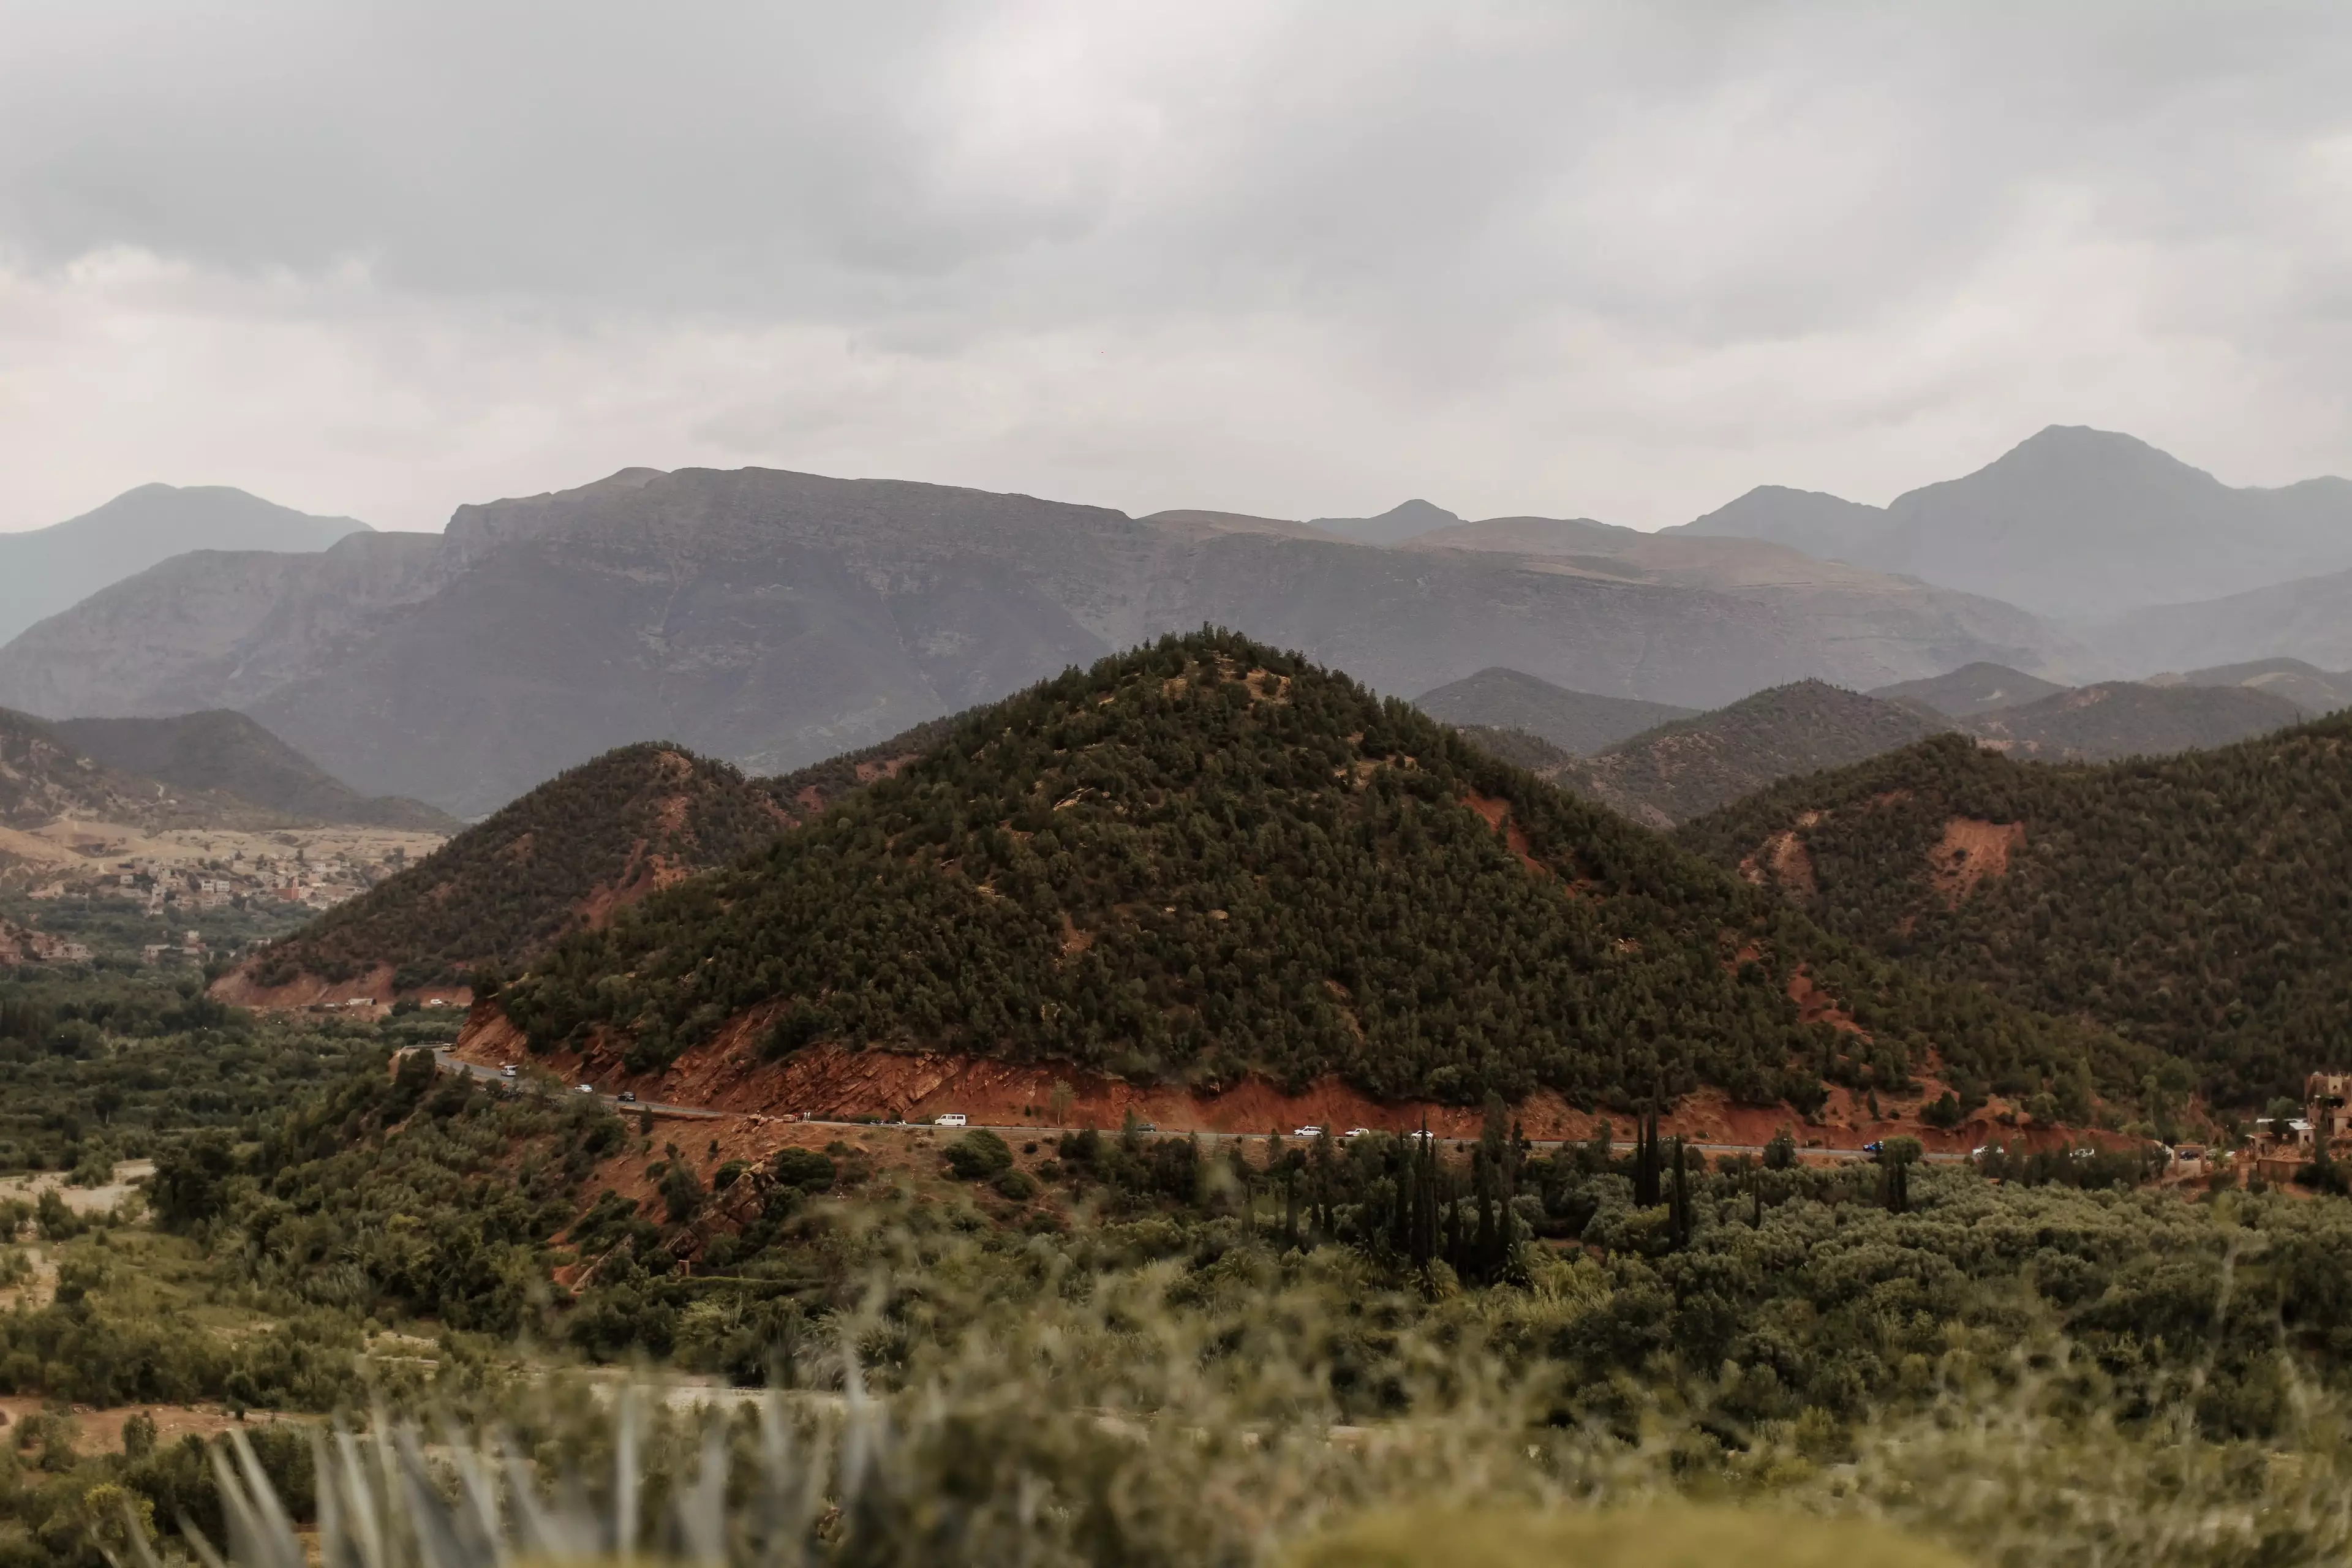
501, 1064, 518, 1078
575, 1084, 595, 1095
1293, 1125, 1323, 1138
1344, 1127, 1373, 1139
935, 1113, 968, 1128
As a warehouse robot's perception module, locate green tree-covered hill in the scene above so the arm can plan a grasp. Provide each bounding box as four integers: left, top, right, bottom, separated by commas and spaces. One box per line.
501, 632, 2146, 1113
231, 720, 958, 995
1676, 723, 2352, 1104
1553, 679, 1950, 827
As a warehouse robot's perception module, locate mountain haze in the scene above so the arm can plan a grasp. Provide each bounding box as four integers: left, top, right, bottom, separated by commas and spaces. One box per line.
0, 531, 444, 720
1414, 668, 1694, 754
2162, 658, 2352, 717
1964, 682, 2305, 761
0, 466, 2084, 818
50, 711, 458, 832
0, 484, 369, 646
1678, 426, 2352, 622
1869, 663, 2068, 718
1306, 499, 1461, 545
2094, 567, 2352, 676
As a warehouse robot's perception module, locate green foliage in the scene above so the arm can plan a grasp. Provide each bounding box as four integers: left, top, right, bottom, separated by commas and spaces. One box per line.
504, 632, 2144, 1111
1678, 724, 2352, 1102
247, 744, 794, 990
944, 1129, 1014, 1180
770, 1148, 837, 1191
248, 717, 959, 995
1558, 680, 1947, 826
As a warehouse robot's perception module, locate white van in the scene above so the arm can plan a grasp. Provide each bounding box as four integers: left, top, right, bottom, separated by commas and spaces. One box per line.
935, 1113, 968, 1128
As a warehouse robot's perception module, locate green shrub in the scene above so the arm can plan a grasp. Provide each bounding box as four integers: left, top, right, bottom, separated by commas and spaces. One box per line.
771, 1148, 837, 1191
944, 1129, 1013, 1180
992, 1168, 1038, 1202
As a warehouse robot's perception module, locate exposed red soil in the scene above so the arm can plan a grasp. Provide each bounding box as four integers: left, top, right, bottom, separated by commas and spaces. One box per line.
1786, 967, 1866, 1035
209, 962, 470, 1015
1461, 791, 1551, 878
454, 1005, 2049, 1155
1739, 829, 1817, 897
1928, 817, 2027, 904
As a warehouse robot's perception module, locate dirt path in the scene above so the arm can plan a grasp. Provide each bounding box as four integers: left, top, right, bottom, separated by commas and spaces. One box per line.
0, 1158, 154, 1216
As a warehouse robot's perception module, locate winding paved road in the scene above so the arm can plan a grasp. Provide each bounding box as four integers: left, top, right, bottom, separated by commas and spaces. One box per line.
429, 1049, 1969, 1161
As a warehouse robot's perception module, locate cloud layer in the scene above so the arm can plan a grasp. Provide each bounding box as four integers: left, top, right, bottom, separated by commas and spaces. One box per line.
2, 1, 2347, 532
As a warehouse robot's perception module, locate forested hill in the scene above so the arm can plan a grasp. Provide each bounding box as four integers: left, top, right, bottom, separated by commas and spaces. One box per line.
1675, 723, 2352, 1104
1554, 680, 1950, 827
232, 745, 788, 995
227, 719, 957, 998
500, 631, 2146, 1115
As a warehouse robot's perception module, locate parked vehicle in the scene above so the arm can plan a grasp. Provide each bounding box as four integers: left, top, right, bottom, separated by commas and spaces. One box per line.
935, 1113, 968, 1128
1293, 1125, 1323, 1138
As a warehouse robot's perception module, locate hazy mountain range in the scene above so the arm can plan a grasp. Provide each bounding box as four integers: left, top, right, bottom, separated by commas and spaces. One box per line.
2, 424, 2345, 820
0, 484, 368, 646
1676, 425, 2352, 625
0, 467, 2079, 817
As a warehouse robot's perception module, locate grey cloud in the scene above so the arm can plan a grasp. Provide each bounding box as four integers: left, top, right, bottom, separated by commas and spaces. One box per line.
0, 1, 2346, 531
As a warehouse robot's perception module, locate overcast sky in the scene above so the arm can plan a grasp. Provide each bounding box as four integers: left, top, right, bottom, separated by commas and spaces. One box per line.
1, 2, 2347, 534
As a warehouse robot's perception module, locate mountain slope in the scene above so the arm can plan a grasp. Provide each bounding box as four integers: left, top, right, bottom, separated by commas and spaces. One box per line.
1675, 723, 2352, 1103
1556, 682, 1950, 827
231, 745, 792, 996
1306, 499, 1461, 545
1414, 668, 1694, 753
1870, 663, 2068, 718
1965, 682, 2305, 761
496, 632, 2142, 1115
0, 484, 369, 646
221, 717, 956, 999
2094, 567, 2352, 675
2166, 658, 2352, 717
0, 706, 316, 834
0, 466, 2082, 819
1676, 426, 2352, 621
51, 711, 457, 831
0, 531, 444, 720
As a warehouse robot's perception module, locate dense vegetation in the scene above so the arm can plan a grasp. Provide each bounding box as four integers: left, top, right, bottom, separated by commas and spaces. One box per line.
241, 744, 794, 991
235, 720, 957, 995
503, 633, 2146, 1114
1, 965, 2348, 1566
0, 967, 398, 1175
1678, 724, 2352, 1103
1555, 679, 1948, 827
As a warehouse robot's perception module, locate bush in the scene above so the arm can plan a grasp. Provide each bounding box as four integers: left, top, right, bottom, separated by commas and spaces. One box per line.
944, 1129, 1014, 1180
992, 1169, 1038, 1202
771, 1148, 837, 1191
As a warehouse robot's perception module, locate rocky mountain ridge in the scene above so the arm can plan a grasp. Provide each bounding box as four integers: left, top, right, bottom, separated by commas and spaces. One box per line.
0, 466, 2082, 818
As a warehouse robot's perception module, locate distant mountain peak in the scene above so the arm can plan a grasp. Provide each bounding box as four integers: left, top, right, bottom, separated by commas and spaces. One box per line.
1309, 497, 1463, 546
